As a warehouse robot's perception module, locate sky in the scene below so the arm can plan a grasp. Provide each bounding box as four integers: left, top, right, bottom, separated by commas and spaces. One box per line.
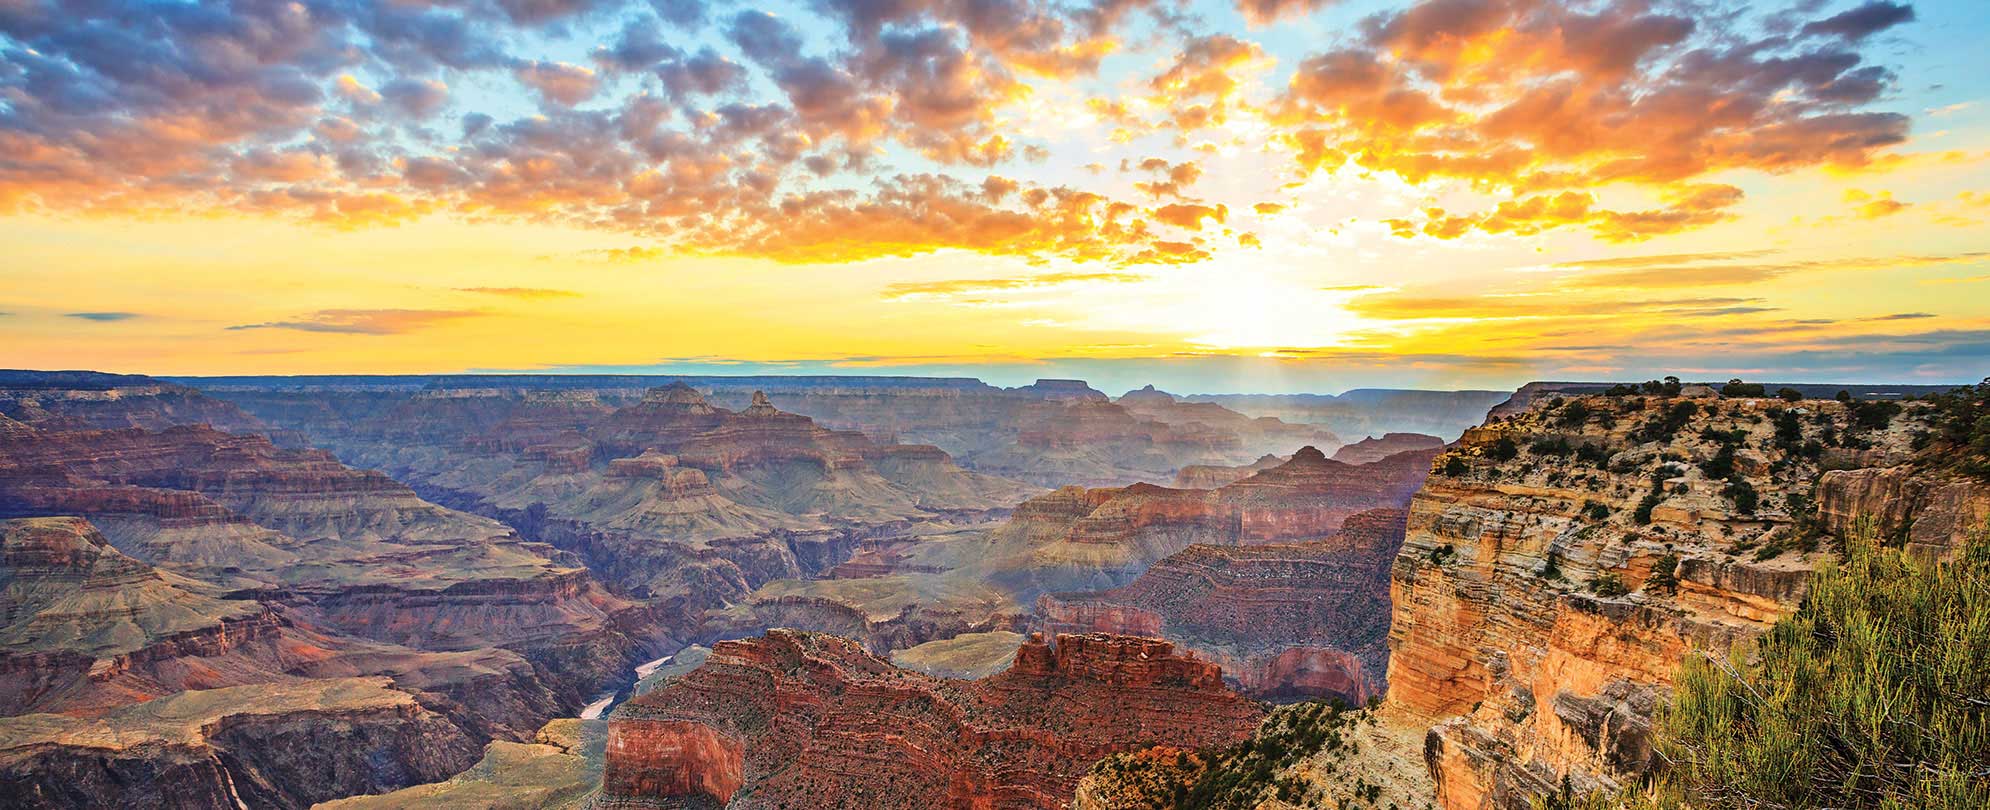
2, 0, 1987, 393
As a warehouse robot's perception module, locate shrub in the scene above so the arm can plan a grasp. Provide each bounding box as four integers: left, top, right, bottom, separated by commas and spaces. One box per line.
1635, 401, 1699, 443
1441, 456, 1469, 477
1918, 378, 1990, 479
1653, 520, 1990, 809
1646, 553, 1679, 594
1720, 379, 1765, 397
1724, 479, 1759, 514
1850, 399, 1902, 431
1776, 387, 1804, 403
1557, 401, 1592, 428
1083, 700, 1367, 810
1488, 437, 1519, 461
1530, 437, 1574, 457
1589, 571, 1629, 598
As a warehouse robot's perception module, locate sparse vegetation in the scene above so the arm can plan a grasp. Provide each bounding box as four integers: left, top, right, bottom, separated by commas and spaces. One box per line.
1635, 401, 1699, 444
1081, 701, 1375, 810
1916, 378, 1990, 480
1653, 520, 1990, 809
1719, 379, 1765, 398
1588, 571, 1629, 598
1489, 437, 1520, 462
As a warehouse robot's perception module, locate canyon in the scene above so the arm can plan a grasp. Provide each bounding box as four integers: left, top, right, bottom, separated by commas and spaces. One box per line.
3, 367, 1983, 809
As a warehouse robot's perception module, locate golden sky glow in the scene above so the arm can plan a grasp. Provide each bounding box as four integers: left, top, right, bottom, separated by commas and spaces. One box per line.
1, 0, 1986, 391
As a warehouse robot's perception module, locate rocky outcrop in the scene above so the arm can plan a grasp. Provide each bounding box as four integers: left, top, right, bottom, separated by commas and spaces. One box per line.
1037, 508, 1406, 702
0, 678, 480, 810
1815, 464, 1990, 558
599, 630, 1264, 809
1385, 391, 1924, 808
316, 718, 598, 810
1334, 432, 1445, 465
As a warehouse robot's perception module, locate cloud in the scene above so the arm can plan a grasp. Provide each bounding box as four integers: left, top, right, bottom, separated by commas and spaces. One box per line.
1801, 2, 1916, 42
380, 78, 450, 118
64, 312, 140, 322
1270, 0, 1912, 241
454, 287, 581, 299
1236, 0, 1333, 27
227, 309, 481, 335
515, 61, 600, 106
882, 271, 1146, 301
1152, 203, 1228, 229
1563, 252, 1990, 289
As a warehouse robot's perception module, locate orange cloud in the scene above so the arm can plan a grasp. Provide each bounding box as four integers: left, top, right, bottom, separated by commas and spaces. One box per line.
1268, 0, 1911, 241
1152, 203, 1228, 230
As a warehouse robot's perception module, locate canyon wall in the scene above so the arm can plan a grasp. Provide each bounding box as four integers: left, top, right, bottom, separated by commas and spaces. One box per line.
1383, 388, 1950, 808
598, 629, 1264, 809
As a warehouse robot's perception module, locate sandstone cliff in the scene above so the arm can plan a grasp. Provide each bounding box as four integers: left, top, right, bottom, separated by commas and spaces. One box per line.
599, 630, 1264, 809
1384, 390, 1937, 808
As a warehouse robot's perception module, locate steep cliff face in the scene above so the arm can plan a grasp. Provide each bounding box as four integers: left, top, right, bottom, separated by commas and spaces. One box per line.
0, 678, 481, 810
1038, 507, 1406, 702
1384, 391, 1927, 808
1814, 464, 1990, 559
599, 630, 1264, 809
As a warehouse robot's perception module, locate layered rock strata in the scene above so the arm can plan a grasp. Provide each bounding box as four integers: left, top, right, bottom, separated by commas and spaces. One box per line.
1385, 390, 1929, 808
599, 630, 1264, 809
1038, 507, 1407, 702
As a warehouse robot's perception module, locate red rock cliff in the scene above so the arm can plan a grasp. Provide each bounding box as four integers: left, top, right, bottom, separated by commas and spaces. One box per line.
600, 630, 1264, 809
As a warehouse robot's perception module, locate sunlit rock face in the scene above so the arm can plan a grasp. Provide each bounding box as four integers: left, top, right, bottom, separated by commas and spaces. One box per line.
1384, 389, 1936, 808
599, 630, 1264, 810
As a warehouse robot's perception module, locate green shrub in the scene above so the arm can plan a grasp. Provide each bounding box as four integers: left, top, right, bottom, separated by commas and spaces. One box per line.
1589, 571, 1629, 597
1489, 437, 1519, 461
1646, 553, 1679, 594
1084, 701, 1367, 810
1654, 520, 1990, 809
1724, 479, 1758, 514
1776, 387, 1804, 403
1635, 401, 1699, 444
1720, 379, 1765, 397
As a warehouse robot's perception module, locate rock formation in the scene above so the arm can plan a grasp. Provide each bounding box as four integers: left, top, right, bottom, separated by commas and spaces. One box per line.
0, 677, 480, 809
599, 630, 1264, 809
1333, 432, 1445, 465
1384, 389, 1939, 808
1038, 507, 1407, 702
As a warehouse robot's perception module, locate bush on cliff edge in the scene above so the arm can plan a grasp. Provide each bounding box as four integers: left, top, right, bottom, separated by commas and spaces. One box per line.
1556, 520, 1989, 810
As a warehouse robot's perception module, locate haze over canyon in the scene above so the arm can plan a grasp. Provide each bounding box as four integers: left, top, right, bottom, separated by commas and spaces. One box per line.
3, 0, 1989, 807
